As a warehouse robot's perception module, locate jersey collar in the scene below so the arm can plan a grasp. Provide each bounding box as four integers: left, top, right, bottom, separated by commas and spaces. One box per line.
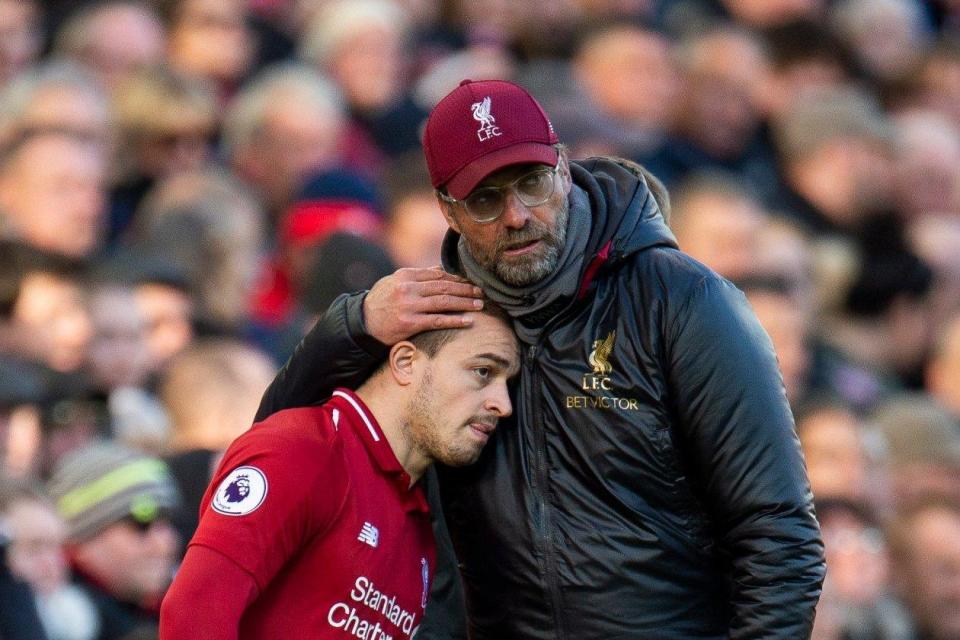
330, 388, 429, 513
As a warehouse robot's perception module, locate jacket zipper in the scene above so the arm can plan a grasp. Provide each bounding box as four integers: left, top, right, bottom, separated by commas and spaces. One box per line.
525, 339, 567, 638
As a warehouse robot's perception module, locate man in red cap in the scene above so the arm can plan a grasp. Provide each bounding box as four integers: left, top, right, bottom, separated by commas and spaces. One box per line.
255, 79, 825, 639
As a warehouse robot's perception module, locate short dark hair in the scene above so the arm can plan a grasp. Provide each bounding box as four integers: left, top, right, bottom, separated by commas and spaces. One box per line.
410, 300, 512, 357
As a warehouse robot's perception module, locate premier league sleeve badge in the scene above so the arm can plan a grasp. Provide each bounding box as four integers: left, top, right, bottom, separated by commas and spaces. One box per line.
212, 466, 268, 516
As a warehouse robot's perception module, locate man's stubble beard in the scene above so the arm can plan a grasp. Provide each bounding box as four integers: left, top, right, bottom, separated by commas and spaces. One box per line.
406, 369, 485, 468
462, 197, 569, 287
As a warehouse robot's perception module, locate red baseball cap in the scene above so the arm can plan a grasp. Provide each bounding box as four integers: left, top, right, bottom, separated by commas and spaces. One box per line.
423, 79, 559, 200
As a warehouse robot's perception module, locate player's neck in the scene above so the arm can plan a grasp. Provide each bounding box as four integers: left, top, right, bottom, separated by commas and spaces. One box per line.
354, 383, 430, 488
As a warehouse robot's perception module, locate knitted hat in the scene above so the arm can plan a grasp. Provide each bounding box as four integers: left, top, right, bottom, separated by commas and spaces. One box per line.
48, 441, 180, 542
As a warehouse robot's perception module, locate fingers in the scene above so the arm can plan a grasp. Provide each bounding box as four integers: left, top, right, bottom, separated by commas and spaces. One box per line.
415, 279, 483, 299
409, 267, 469, 283
413, 293, 483, 313
364, 268, 486, 345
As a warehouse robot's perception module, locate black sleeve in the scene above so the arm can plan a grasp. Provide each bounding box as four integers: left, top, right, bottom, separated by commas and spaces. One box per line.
666, 276, 825, 639
255, 292, 389, 421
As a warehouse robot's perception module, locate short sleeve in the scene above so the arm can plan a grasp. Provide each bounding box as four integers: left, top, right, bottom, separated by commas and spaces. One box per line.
189, 415, 348, 591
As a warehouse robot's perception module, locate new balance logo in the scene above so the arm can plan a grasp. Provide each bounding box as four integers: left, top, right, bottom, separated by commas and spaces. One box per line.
358, 522, 379, 548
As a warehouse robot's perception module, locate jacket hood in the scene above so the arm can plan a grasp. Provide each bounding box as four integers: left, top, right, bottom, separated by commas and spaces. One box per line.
440, 156, 677, 277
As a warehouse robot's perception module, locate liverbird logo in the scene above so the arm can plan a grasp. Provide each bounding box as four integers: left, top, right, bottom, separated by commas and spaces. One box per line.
471, 97, 502, 141
589, 330, 616, 375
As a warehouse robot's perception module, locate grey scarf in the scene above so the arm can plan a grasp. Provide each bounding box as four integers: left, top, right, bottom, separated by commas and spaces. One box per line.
457, 185, 592, 344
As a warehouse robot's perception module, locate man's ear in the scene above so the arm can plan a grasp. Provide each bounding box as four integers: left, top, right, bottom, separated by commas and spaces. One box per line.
388, 341, 419, 385
436, 195, 462, 234
559, 152, 573, 194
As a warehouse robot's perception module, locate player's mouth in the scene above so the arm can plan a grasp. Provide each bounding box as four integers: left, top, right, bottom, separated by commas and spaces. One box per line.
469, 421, 497, 443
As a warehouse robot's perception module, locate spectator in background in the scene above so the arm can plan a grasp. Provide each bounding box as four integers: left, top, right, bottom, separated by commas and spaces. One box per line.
0, 338, 49, 480
82, 284, 167, 454
4, 248, 93, 375
669, 171, 765, 281
159, 0, 257, 103
772, 86, 894, 236
0, 130, 109, 261
909, 211, 960, 330
740, 277, 813, 406
382, 152, 451, 269
926, 311, 960, 420
127, 168, 267, 334
0, 0, 42, 88
0, 61, 113, 149
159, 338, 275, 544
909, 39, 960, 130
890, 109, 960, 221
299, 232, 396, 319
887, 496, 960, 640
720, 0, 826, 27
796, 400, 886, 508
221, 63, 346, 220
647, 25, 779, 201
828, 0, 931, 91
0, 478, 99, 640
829, 219, 936, 389
543, 24, 678, 160
815, 498, 912, 640
759, 19, 854, 124
94, 257, 197, 376
871, 394, 960, 507
47, 442, 181, 640
300, 0, 428, 160
109, 67, 218, 242
52, 1, 166, 94
250, 167, 385, 357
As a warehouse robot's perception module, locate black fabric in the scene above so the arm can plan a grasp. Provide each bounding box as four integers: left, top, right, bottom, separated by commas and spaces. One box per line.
255, 158, 825, 639
164, 448, 218, 546
74, 575, 157, 640
0, 544, 48, 640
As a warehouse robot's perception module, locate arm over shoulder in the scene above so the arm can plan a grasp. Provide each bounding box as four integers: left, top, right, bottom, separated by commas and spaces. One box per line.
256, 292, 388, 421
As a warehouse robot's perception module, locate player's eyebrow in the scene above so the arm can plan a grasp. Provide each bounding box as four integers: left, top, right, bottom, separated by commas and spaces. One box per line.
476, 353, 520, 377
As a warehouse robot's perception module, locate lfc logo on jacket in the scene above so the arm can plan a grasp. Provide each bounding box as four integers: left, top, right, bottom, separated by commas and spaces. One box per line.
569, 329, 640, 411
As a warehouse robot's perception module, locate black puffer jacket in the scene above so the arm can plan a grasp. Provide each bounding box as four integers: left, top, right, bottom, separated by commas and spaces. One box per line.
256, 158, 825, 639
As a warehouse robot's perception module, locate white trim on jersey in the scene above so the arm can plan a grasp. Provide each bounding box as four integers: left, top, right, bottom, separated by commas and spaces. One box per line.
332, 408, 340, 430
332, 390, 380, 442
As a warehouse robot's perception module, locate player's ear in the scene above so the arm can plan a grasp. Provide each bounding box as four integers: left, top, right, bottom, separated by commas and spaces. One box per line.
388, 341, 418, 385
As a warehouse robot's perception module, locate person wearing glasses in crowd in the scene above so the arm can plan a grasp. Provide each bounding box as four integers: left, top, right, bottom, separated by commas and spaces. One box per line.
160, 304, 518, 639
47, 442, 182, 640
255, 79, 825, 639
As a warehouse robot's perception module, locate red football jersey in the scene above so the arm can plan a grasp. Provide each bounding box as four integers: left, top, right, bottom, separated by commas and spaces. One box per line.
190, 388, 436, 639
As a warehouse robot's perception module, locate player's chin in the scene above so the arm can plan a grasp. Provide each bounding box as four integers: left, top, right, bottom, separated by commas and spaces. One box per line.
438, 444, 485, 468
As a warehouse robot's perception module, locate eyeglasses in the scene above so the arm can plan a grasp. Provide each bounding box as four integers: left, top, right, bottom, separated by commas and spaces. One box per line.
122, 514, 171, 535
438, 159, 561, 224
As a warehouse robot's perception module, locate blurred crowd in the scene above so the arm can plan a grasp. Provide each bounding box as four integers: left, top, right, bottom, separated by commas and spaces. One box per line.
0, 0, 959, 638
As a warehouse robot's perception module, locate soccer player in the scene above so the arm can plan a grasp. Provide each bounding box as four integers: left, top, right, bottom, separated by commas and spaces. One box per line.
159, 305, 518, 639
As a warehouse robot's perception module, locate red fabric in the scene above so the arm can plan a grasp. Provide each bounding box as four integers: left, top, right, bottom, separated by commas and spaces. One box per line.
280, 200, 381, 248
249, 259, 293, 325
251, 201, 382, 325
423, 79, 559, 198
160, 545, 258, 639
182, 389, 436, 639
578, 240, 613, 300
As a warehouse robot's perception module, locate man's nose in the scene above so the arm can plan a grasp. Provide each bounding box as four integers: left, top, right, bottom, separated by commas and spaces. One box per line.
499, 189, 531, 229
